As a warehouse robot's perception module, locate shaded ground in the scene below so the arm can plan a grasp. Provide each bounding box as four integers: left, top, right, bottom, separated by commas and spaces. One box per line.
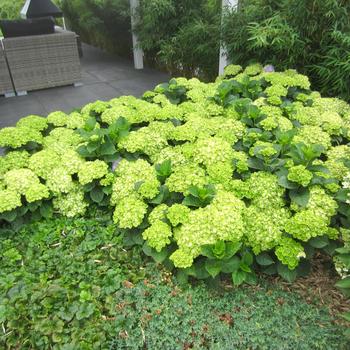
0, 44, 169, 128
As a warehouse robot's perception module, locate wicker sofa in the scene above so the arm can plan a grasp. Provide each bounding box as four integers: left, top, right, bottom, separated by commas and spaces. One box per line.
2, 28, 81, 94
0, 44, 15, 97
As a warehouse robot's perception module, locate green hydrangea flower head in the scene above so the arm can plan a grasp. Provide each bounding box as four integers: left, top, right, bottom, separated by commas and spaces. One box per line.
1, 151, 30, 173
232, 151, 249, 173
325, 145, 350, 180
305, 186, 337, 217
207, 162, 233, 187
43, 128, 83, 154
244, 172, 285, 208
142, 220, 172, 252
244, 206, 290, 254
53, 184, 87, 217
244, 63, 263, 76
287, 165, 313, 187
46, 167, 74, 194
78, 160, 109, 185
167, 204, 191, 226
66, 112, 88, 129
284, 209, 329, 241
319, 112, 343, 135
174, 190, 245, 264
193, 137, 234, 167
16, 115, 48, 131
100, 173, 115, 187
81, 100, 110, 115
170, 248, 194, 268
275, 236, 305, 270
118, 127, 168, 157
28, 149, 60, 179
47, 111, 69, 127
148, 204, 168, 225
249, 141, 278, 158
0, 126, 43, 148
166, 164, 207, 194
293, 126, 331, 149
113, 195, 147, 229
4, 168, 40, 194
0, 189, 22, 213
223, 64, 242, 77
111, 159, 159, 203
25, 183, 50, 203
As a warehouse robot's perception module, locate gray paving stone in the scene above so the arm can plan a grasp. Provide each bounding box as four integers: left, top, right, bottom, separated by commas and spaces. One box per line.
0, 44, 170, 128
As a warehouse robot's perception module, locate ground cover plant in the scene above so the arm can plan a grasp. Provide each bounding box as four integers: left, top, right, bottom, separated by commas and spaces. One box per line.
0, 64, 350, 347
0, 216, 347, 349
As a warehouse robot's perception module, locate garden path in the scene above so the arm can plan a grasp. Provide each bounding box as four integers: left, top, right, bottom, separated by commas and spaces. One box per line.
0, 44, 169, 128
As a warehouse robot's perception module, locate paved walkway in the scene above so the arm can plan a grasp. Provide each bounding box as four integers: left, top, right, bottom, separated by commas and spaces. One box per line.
0, 44, 169, 128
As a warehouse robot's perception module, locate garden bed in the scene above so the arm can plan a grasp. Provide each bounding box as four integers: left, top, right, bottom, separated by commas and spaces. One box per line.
1, 64, 350, 348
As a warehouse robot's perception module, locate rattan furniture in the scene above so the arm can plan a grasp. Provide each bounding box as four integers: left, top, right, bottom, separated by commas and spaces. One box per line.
0, 44, 15, 97
2, 28, 81, 95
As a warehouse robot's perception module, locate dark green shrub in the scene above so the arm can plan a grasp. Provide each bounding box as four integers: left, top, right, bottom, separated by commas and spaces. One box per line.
222, 0, 350, 100
61, 0, 133, 57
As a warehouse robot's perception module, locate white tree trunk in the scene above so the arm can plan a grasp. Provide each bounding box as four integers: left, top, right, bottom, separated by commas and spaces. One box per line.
219, 0, 238, 75
130, 0, 144, 69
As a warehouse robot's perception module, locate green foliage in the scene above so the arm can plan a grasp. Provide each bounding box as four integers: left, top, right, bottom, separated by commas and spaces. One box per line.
109, 277, 347, 350
60, 0, 132, 57
135, 0, 221, 80
222, 0, 350, 100
0, 0, 24, 20
0, 214, 155, 349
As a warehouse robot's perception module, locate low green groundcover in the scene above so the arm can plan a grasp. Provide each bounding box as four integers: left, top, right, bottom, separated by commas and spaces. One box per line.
0, 216, 347, 349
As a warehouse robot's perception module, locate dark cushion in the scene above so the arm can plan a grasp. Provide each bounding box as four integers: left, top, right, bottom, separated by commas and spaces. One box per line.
0, 17, 55, 38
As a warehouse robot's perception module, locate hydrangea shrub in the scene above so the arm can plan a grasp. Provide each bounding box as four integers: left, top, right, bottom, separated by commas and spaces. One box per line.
1, 65, 350, 284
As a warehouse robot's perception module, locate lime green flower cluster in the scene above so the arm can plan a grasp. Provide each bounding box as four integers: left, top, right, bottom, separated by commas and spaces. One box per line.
42, 128, 82, 154
53, 184, 87, 217
223, 64, 242, 78
16, 115, 48, 131
113, 194, 148, 229
166, 164, 207, 194
142, 220, 172, 252
284, 210, 330, 241
167, 204, 191, 226
0, 150, 30, 175
111, 159, 159, 204
118, 126, 169, 157
47, 111, 69, 126
244, 206, 290, 254
325, 145, 350, 180
275, 236, 305, 270
0, 189, 21, 213
170, 190, 245, 268
287, 165, 313, 187
78, 160, 109, 185
250, 141, 278, 158
0, 126, 43, 148
293, 126, 331, 149
3, 168, 49, 204
193, 137, 234, 167
244, 172, 285, 208
81, 100, 110, 115
265, 85, 288, 105
148, 204, 168, 224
